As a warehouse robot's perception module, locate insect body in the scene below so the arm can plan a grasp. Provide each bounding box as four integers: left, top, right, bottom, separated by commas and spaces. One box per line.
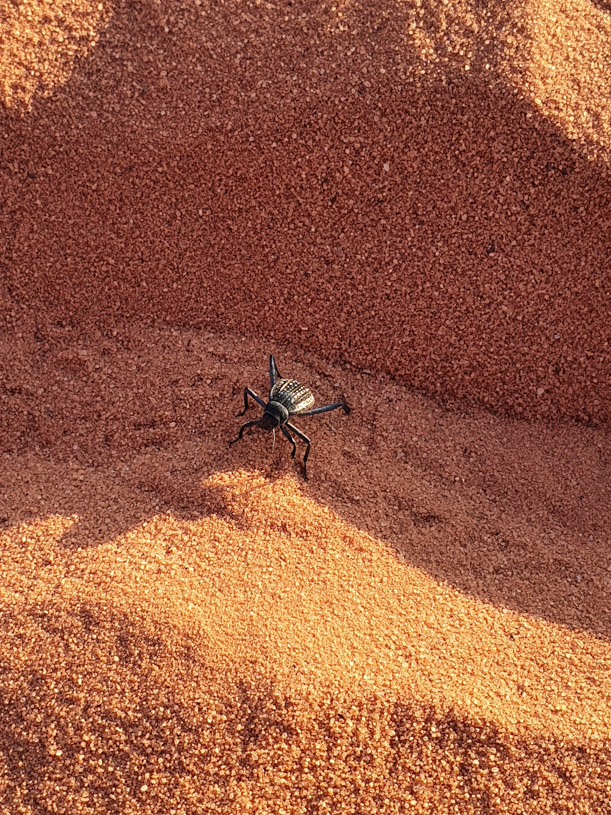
229, 355, 350, 476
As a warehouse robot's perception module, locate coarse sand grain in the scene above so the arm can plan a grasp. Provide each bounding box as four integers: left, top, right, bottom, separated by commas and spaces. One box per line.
1, 0, 610, 812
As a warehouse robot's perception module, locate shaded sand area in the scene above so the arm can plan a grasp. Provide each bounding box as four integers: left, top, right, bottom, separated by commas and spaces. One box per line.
1, 0, 611, 812
2, 0, 610, 423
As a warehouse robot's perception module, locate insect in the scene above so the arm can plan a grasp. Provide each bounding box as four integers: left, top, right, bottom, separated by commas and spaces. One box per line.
229, 355, 350, 476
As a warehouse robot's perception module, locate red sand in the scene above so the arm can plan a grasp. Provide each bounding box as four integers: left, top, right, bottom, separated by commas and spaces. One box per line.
1, 0, 610, 812
1, 0, 609, 423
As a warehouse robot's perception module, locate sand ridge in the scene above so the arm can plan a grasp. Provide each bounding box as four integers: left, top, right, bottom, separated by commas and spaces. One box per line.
1, 323, 610, 812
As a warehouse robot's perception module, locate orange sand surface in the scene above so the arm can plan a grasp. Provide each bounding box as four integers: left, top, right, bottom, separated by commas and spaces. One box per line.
1, 0, 611, 812
2, 324, 610, 813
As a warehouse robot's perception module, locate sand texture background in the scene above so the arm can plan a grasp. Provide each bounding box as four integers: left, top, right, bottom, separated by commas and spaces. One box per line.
1, 0, 610, 813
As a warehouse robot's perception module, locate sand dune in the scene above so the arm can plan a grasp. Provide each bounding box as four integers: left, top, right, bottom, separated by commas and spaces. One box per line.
1, 325, 609, 812
1, 0, 610, 811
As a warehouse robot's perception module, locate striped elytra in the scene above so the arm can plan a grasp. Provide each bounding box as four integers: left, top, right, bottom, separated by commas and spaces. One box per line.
230, 355, 350, 476
270, 378, 315, 414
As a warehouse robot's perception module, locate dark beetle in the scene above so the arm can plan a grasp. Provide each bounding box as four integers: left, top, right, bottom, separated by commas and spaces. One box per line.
229, 355, 350, 476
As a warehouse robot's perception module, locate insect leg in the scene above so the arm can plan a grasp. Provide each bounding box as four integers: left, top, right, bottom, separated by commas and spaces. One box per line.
286, 422, 311, 475
269, 355, 281, 388
280, 425, 297, 458
298, 401, 350, 416
229, 419, 260, 446
236, 387, 266, 417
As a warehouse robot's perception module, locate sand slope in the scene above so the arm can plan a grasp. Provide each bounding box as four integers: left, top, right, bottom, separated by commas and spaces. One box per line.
1, 0, 609, 422
1, 324, 610, 813
1, 0, 610, 811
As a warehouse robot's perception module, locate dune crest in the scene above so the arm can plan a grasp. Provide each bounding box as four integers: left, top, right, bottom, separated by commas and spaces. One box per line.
508, 0, 611, 160
0, 0, 110, 109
